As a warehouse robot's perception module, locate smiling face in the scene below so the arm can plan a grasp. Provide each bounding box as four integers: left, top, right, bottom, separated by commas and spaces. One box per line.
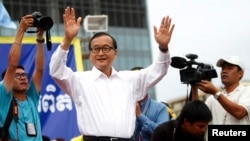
89, 35, 117, 75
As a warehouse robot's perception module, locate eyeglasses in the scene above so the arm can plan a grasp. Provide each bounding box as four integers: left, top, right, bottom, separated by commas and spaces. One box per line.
15, 73, 28, 79
90, 45, 115, 54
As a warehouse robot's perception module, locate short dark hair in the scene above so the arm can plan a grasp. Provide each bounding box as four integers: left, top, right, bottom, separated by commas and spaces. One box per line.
1, 65, 25, 79
177, 100, 212, 124
88, 32, 117, 50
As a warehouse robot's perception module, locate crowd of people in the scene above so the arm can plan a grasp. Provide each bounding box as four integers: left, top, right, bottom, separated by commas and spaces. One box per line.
1, 6, 249, 141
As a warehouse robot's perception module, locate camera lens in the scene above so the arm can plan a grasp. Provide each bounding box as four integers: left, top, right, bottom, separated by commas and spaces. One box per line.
38, 17, 53, 30
31, 11, 53, 30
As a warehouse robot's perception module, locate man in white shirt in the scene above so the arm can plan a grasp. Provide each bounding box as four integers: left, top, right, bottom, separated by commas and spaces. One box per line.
194, 56, 250, 124
49, 7, 175, 141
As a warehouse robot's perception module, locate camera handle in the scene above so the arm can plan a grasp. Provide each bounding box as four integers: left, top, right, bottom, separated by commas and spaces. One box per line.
184, 83, 193, 105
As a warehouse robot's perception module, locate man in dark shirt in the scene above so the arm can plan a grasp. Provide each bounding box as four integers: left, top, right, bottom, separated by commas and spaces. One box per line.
151, 100, 212, 141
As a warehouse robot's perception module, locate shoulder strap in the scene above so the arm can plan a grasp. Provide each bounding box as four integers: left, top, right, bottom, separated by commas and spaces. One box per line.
171, 120, 178, 141
3, 98, 14, 131
161, 102, 176, 120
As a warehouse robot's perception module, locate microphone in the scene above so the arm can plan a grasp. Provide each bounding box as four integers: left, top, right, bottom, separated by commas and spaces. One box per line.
171, 57, 187, 69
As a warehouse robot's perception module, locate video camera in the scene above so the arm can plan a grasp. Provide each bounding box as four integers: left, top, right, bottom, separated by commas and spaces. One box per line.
171, 54, 218, 84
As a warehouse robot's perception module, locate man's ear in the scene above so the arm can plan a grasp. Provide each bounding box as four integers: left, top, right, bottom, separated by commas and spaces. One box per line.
239, 70, 244, 79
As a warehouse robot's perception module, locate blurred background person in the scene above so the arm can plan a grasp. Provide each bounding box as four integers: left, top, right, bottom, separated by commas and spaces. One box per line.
151, 100, 212, 141
131, 66, 170, 141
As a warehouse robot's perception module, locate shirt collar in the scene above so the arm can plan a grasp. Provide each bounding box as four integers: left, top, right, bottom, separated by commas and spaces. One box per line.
223, 83, 245, 94
91, 66, 120, 79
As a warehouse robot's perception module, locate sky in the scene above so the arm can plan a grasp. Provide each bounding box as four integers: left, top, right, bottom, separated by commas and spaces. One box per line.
146, 0, 250, 102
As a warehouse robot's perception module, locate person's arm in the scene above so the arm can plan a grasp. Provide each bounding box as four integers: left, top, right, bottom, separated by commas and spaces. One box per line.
134, 16, 175, 100
197, 80, 248, 119
138, 102, 169, 135
216, 94, 248, 119
49, 7, 82, 95
32, 29, 45, 93
3, 15, 33, 92
191, 84, 199, 100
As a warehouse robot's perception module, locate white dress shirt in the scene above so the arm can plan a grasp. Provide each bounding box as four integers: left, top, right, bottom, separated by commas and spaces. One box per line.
49, 46, 171, 138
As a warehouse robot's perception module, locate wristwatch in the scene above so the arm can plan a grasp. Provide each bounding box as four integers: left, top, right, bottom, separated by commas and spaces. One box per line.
159, 46, 168, 52
36, 38, 45, 43
214, 91, 222, 100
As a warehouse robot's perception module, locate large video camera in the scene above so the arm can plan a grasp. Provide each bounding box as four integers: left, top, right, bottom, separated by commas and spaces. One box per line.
171, 54, 218, 84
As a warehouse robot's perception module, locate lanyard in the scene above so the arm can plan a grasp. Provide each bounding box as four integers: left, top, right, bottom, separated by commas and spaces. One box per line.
12, 99, 18, 122
12, 98, 19, 141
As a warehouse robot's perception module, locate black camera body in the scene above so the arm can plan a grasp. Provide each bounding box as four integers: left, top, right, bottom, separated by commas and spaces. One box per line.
32, 11, 53, 31
171, 54, 218, 84
19, 12, 53, 50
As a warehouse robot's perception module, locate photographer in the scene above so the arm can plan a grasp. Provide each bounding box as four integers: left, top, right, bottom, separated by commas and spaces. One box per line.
0, 14, 45, 141
192, 56, 250, 125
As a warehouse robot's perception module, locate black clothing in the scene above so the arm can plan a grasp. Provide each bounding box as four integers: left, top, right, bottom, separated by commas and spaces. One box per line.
83, 135, 133, 141
151, 120, 205, 141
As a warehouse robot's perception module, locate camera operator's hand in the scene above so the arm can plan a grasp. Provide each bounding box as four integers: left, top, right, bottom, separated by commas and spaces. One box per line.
191, 84, 199, 100
153, 16, 175, 51
61, 7, 82, 51
196, 80, 219, 95
19, 15, 34, 32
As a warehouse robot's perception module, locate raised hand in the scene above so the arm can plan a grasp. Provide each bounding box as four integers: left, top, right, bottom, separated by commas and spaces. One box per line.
63, 7, 82, 42
19, 15, 34, 32
153, 16, 175, 49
